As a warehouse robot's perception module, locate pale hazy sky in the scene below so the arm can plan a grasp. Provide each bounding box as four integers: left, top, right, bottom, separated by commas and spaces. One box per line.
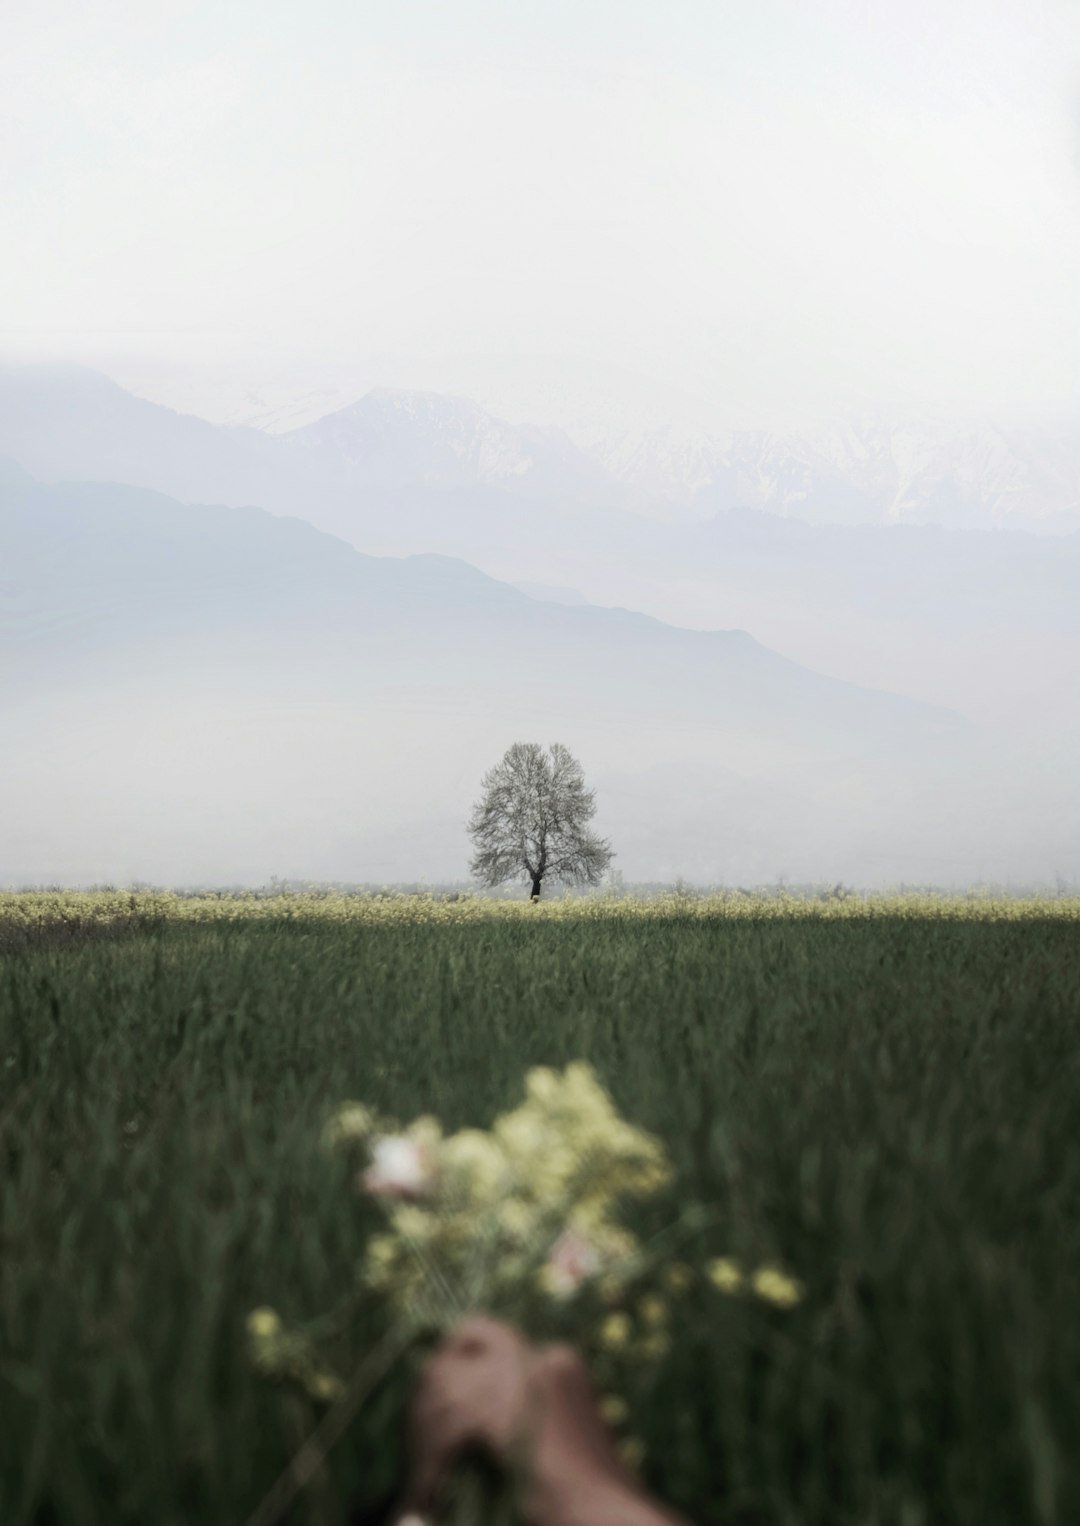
4, 0, 1080, 436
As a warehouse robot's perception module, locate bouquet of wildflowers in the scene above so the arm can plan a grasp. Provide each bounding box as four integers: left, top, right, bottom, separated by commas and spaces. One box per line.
332, 1063, 671, 1328
247, 1063, 803, 1521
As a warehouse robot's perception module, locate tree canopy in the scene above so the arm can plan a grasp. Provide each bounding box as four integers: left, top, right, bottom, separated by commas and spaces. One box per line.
467, 742, 613, 898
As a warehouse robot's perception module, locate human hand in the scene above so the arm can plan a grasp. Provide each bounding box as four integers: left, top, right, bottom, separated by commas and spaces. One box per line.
396, 1316, 682, 1526
396, 1316, 536, 1519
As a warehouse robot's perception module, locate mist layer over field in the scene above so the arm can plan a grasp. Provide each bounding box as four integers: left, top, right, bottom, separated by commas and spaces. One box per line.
4, 464, 1075, 888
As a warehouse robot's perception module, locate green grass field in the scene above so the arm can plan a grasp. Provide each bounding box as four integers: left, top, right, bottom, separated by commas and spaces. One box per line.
2, 891, 1079, 1525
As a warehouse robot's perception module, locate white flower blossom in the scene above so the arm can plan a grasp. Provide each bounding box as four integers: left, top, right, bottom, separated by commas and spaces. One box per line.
362, 1134, 437, 1199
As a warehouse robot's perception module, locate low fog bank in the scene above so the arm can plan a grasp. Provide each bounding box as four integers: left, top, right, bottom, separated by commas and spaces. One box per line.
2, 470, 1073, 891
2, 470, 1076, 890
2, 689, 1074, 889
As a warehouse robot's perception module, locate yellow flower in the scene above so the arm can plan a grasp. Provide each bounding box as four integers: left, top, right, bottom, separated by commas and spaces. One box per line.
665, 1262, 694, 1294
321, 1102, 376, 1149
708, 1256, 745, 1295
496, 1198, 535, 1238
365, 1234, 398, 1273
442, 1128, 507, 1197
493, 1109, 548, 1158
599, 1393, 629, 1426
407, 1114, 444, 1153
307, 1370, 346, 1404
246, 1306, 293, 1377
246, 1307, 282, 1340
391, 1205, 437, 1243
599, 1312, 632, 1350
598, 1273, 626, 1304
751, 1265, 804, 1308
494, 1064, 671, 1208
525, 1066, 559, 1102
638, 1294, 668, 1327
638, 1330, 670, 1362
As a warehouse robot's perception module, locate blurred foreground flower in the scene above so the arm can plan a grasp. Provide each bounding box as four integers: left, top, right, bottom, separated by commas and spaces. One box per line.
247, 1307, 282, 1344
363, 1133, 438, 1199
709, 1257, 745, 1294
665, 1262, 694, 1293
246, 1306, 345, 1404
247, 1059, 805, 1510
321, 1102, 377, 1149
709, 1255, 804, 1307
638, 1294, 667, 1326
328, 1062, 671, 1331
599, 1312, 632, 1351
542, 1226, 602, 1297
751, 1265, 805, 1308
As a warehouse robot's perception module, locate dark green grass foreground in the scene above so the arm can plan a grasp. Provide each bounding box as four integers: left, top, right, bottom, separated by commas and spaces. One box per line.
2, 908, 1079, 1525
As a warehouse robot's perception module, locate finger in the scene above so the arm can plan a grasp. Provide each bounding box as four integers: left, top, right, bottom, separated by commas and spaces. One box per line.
404, 1384, 462, 1515
404, 1316, 538, 1510
532, 1343, 625, 1468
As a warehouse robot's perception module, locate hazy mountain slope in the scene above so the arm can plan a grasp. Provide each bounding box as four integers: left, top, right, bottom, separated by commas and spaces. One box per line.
0, 364, 285, 509
559, 509, 1080, 728
0, 467, 952, 749
2, 366, 1076, 731
512, 581, 590, 606
3, 468, 1039, 889
0, 364, 627, 518
0, 364, 644, 582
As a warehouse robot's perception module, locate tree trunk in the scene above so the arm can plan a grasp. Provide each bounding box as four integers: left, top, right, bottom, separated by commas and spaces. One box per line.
530, 875, 542, 900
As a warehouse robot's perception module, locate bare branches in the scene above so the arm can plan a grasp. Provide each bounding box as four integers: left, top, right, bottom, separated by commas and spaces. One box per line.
467, 742, 613, 897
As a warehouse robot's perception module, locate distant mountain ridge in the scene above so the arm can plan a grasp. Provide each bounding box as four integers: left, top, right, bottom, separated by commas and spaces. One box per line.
0, 463, 945, 747
0, 365, 624, 517
590, 416, 1080, 531
3, 362, 1080, 532
2, 365, 1078, 728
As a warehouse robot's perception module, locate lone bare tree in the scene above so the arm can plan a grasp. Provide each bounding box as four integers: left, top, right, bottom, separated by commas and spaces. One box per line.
468, 742, 613, 899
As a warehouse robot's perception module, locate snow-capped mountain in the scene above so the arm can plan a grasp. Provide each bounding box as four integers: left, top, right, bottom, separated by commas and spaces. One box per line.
1, 366, 1076, 727
5, 361, 1080, 533
281, 387, 619, 503
591, 416, 1080, 531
